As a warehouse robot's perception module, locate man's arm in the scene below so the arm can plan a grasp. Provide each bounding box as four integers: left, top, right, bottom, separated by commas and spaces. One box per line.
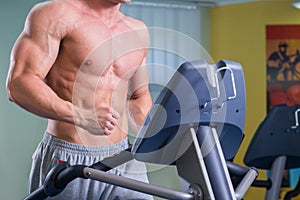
6, 3, 75, 123
128, 58, 152, 134
7, 3, 119, 136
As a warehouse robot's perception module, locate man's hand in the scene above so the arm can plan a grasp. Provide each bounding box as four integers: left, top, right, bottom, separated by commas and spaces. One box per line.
74, 106, 120, 135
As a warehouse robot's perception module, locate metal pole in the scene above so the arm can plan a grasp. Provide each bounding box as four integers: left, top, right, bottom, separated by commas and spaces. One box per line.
265, 156, 287, 200
83, 167, 194, 200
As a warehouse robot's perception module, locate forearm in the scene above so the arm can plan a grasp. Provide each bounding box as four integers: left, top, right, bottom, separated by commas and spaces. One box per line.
7, 74, 119, 135
7, 75, 75, 124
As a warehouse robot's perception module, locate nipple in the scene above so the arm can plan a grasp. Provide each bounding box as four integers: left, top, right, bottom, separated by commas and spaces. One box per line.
84, 60, 93, 65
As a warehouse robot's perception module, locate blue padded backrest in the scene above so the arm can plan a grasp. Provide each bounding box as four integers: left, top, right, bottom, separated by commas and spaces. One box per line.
244, 104, 300, 169
132, 60, 246, 164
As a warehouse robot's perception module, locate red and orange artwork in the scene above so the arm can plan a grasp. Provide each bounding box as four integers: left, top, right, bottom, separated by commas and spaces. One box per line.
266, 25, 300, 110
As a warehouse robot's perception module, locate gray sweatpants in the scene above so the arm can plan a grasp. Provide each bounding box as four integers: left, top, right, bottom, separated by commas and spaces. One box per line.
29, 132, 153, 200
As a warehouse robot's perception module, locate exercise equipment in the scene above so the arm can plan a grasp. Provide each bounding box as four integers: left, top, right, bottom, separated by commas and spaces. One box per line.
23, 60, 258, 200
244, 104, 300, 200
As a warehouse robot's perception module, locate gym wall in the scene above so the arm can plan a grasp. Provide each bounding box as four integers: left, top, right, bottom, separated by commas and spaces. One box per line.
0, 1, 47, 199
210, 0, 300, 199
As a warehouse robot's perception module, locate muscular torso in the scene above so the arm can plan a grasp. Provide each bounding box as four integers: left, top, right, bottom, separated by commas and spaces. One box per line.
45, 1, 148, 145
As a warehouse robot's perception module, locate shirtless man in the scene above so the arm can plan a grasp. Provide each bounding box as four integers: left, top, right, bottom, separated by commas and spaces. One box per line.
6, 0, 153, 199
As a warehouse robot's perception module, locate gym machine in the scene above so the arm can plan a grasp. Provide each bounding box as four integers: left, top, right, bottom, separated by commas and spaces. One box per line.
23, 60, 258, 200
245, 104, 300, 200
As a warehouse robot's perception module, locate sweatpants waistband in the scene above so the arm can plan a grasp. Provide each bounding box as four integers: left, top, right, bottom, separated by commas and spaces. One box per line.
42, 132, 129, 157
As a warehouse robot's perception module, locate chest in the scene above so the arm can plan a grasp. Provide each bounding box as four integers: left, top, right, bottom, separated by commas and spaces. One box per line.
60, 17, 147, 79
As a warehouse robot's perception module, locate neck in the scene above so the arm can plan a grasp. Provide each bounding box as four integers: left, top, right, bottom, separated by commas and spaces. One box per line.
91, 0, 121, 11
76, 0, 123, 26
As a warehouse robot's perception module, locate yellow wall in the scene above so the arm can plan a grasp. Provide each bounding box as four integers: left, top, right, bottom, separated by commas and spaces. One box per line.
211, 0, 300, 199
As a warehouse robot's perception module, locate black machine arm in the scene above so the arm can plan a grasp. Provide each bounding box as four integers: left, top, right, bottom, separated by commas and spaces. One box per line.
23, 148, 133, 200
23, 162, 87, 200
23, 186, 48, 200
22, 146, 196, 200
284, 177, 300, 200
23, 146, 196, 200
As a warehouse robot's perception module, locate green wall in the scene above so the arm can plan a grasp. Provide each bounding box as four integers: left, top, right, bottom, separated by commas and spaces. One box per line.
0, 1, 47, 199
211, 0, 300, 199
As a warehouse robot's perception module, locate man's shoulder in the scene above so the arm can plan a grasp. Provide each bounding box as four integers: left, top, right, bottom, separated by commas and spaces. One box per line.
122, 15, 148, 30
29, 1, 78, 21
26, 1, 82, 37
121, 15, 150, 50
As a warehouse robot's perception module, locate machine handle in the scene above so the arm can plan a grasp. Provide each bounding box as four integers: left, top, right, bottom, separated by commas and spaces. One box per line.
22, 186, 47, 200
202, 66, 237, 109
291, 108, 300, 129
212, 66, 237, 101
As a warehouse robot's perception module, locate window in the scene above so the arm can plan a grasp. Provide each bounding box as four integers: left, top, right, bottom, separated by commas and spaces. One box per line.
121, 2, 209, 97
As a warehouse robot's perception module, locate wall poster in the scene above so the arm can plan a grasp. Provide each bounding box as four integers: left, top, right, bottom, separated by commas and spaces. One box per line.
266, 25, 300, 187
267, 25, 300, 109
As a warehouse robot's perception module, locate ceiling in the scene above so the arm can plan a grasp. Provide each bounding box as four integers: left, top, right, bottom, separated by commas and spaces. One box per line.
188, 0, 259, 6
134, 0, 260, 7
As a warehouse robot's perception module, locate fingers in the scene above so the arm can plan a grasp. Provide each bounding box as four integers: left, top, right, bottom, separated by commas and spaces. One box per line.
102, 126, 113, 136
97, 107, 120, 135
112, 109, 120, 119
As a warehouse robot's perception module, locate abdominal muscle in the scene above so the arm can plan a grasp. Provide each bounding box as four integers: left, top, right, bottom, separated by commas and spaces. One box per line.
47, 120, 128, 146
46, 65, 130, 146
